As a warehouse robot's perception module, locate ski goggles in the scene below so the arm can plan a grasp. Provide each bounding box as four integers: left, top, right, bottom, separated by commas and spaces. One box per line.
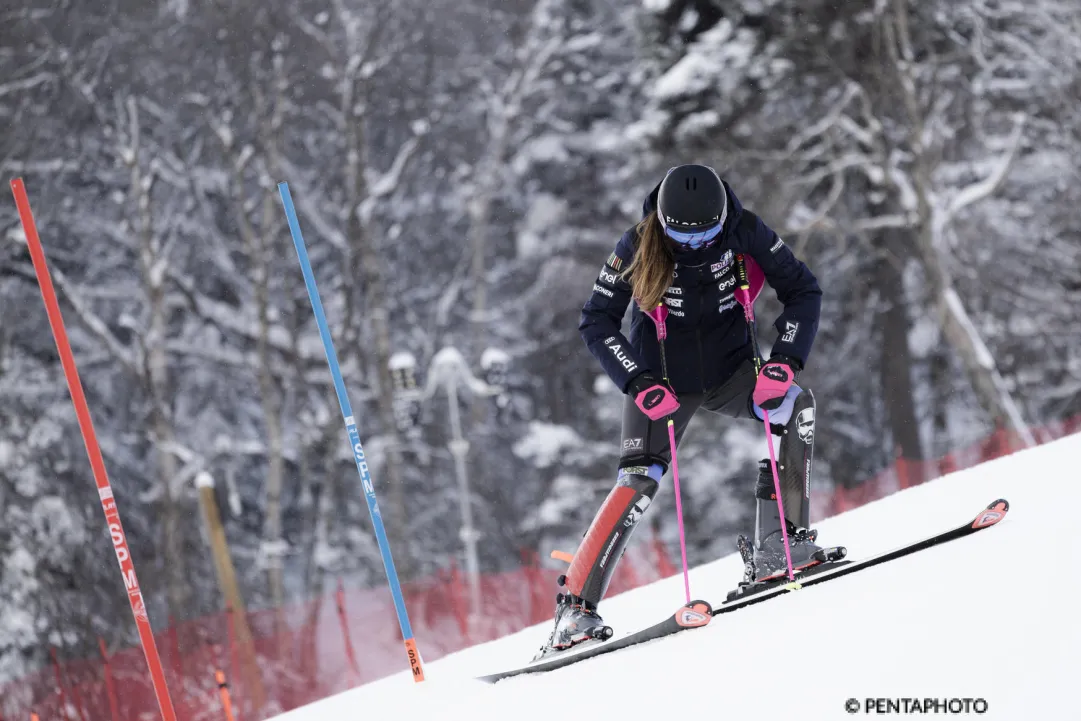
657, 165, 726, 249
660, 221, 723, 249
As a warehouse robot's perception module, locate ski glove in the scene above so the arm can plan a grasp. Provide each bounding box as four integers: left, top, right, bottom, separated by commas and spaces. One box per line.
628, 373, 679, 421
753, 356, 800, 411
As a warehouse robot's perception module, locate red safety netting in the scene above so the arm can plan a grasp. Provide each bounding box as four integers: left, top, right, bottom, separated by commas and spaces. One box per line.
812, 416, 1081, 519
0, 533, 676, 721
3, 416, 1077, 721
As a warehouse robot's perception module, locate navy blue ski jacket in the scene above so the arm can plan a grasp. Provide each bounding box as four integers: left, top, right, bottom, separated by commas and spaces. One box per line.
579, 180, 821, 395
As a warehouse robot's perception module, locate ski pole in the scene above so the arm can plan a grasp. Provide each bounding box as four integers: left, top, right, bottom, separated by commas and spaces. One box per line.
277, 182, 426, 682
735, 255, 795, 582
642, 304, 692, 603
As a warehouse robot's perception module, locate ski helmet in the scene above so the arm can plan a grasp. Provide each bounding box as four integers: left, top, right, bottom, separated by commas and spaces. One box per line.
656, 164, 727, 249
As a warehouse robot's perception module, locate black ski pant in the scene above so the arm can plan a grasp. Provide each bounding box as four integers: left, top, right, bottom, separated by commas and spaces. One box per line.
618, 358, 816, 529
563, 359, 816, 606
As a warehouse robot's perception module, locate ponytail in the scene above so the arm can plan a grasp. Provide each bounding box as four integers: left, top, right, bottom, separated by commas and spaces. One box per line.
622, 211, 674, 311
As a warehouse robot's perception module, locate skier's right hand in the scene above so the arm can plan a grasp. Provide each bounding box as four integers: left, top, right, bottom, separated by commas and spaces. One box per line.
628, 373, 679, 421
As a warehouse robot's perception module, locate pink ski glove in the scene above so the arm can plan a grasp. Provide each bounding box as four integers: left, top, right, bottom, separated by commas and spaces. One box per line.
629, 374, 680, 421
753, 358, 796, 411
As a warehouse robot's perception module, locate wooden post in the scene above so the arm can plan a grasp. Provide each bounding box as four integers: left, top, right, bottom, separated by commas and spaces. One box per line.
195, 472, 266, 712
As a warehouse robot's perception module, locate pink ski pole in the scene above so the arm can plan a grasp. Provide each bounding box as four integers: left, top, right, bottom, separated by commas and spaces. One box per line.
643, 304, 692, 603
735, 254, 795, 582
762, 409, 795, 581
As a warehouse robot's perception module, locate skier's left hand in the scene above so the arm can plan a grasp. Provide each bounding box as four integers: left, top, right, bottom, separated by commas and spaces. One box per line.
753, 356, 799, 411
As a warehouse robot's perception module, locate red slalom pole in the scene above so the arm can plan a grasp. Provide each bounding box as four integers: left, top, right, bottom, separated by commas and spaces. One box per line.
9, 178, 178, 721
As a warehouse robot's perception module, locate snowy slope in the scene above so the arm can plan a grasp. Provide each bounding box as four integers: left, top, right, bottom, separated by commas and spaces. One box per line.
271, 434, 1081, 721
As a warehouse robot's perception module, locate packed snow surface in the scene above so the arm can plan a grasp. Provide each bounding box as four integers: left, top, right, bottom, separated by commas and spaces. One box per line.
271, 433, 1081, 721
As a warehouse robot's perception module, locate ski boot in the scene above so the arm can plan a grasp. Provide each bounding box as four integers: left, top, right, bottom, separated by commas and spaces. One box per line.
726, 523, 846, 602
726, 459, 846, 601
751, 520, 845, 583
531, 592, 613, 662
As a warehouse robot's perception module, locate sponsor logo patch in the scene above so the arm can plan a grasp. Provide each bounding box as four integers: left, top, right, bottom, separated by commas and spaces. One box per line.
607, 343, 638, 372
973, 510, 1004, 528
623, 497, 652, 527
770, 238, 785, 253
797, 407, 814, 444
677, 607, 711, 628
599, 531, 621, 568
781, 321, 799, 344
593, 283, 614, 298
622, 437, 644, 452
710, 250, 733, 274
598, 266, 619, 285
718, 300, 738, 313
718, 275, 736, 290
763, 365, 790, 382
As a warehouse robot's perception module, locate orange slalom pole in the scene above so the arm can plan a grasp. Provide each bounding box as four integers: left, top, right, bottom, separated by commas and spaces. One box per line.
214, 670, 236, 721
10, 179, 178, 721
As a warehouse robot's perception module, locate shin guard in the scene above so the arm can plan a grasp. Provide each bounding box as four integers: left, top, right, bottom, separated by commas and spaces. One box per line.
776, 388, 815, 528
564, 473, 659, 606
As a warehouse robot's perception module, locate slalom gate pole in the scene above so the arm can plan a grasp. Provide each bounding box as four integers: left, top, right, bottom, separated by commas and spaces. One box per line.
642, 304, 692, 603
9, 179, 179, 720
277, 182, 426, 682
735, 254, 795, 582
214, 669, 236, 721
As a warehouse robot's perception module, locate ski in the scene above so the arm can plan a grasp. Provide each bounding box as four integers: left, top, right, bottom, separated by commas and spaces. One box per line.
715, 498, 1009, 614
476, 498, 1007, 682
476, 600, 713, 683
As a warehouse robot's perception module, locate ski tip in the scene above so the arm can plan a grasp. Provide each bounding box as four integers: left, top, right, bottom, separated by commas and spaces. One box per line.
972, 498, 1009, 529
675, 600, 713, 628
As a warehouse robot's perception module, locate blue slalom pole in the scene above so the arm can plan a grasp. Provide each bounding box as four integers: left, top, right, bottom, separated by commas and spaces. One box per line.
277, 182, 426, 682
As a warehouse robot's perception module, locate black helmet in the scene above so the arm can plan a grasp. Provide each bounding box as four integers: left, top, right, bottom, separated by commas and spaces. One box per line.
656, 164, 727, 248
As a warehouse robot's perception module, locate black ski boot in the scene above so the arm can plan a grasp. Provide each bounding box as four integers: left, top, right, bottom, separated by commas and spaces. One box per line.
531, 593, 613, 662
752, 521, 843, 582
736, 459, 846, 587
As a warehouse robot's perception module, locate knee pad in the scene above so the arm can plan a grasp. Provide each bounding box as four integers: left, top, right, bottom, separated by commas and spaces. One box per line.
752, 383, 804, 426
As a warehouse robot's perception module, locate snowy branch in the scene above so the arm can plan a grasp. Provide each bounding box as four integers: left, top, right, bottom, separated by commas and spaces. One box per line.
275, 157, 349, 252
943, 114, 1026, 222
44, 264, 137, 377
365, 133, 423, 200
0, 72, 51, 99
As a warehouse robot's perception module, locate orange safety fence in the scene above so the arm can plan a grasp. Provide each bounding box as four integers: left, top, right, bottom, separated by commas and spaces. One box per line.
2, 415, 1077, 721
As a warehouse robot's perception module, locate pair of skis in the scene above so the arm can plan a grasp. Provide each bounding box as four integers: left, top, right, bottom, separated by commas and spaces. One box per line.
476, 498, 1009, 683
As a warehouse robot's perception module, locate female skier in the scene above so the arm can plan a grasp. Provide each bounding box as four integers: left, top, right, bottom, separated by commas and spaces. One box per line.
537, 164, 839, 659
